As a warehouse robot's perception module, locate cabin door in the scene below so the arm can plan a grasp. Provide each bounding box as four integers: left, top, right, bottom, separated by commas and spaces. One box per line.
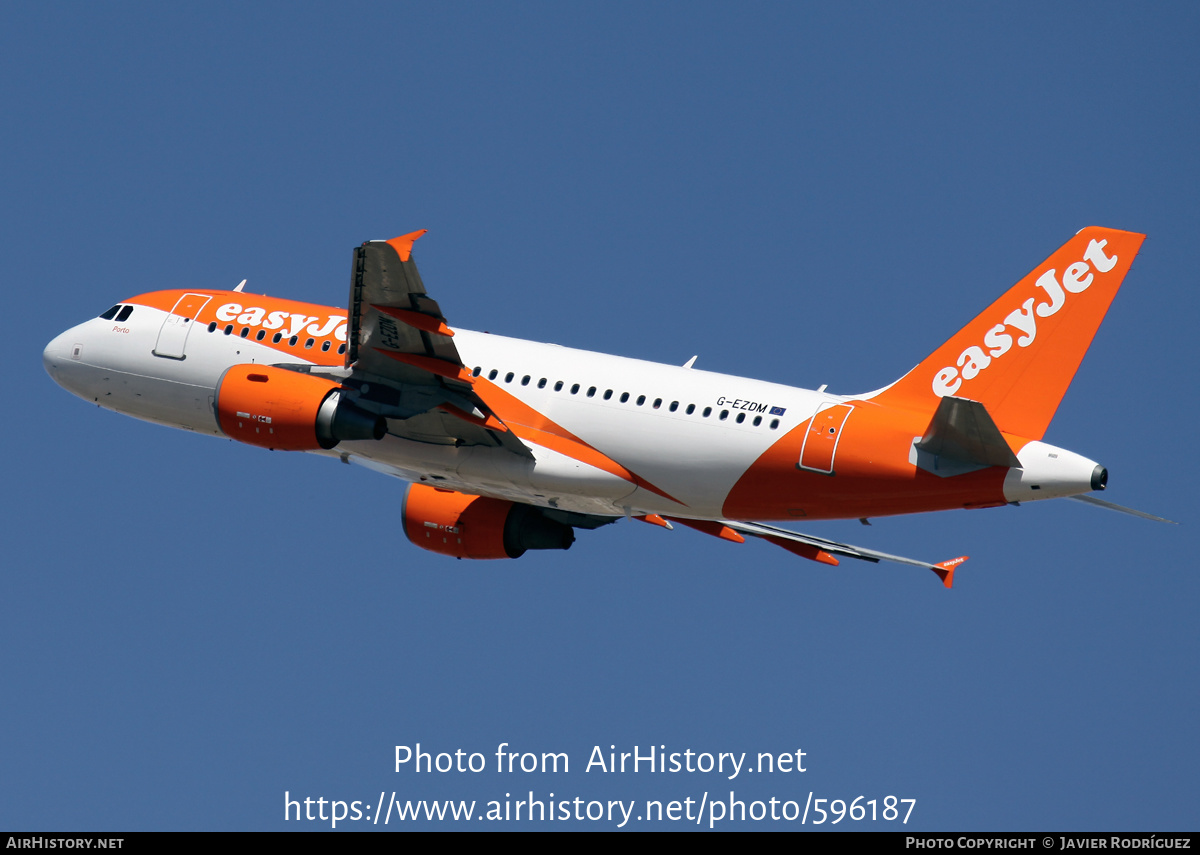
154, 293, 212, 359
798, 403, 854, 475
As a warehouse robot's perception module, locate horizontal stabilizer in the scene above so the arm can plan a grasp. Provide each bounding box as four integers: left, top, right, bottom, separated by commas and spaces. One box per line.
1065, 494, 1177, 524
915, 396, 1020, 470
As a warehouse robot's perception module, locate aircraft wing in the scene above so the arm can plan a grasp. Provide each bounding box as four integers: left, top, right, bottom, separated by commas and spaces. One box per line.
341, 231, 531, 457
666, 517, 967, 588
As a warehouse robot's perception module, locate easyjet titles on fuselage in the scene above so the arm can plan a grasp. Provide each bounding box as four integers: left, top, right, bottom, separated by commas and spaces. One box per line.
213, 302, 349, 341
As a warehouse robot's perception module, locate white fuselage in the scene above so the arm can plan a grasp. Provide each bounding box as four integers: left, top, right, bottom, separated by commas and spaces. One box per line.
43, 300, 832, 519
44, 290, 1103, 525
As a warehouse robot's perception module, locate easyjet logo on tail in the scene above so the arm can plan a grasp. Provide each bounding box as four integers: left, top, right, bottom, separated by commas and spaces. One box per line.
931, 239, 1119, 397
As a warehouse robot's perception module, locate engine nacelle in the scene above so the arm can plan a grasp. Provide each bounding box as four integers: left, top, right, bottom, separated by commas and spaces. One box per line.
402, 484, 576, 559
216, 364, 385, 451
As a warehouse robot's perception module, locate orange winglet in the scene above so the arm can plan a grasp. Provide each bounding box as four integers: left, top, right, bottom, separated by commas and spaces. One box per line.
375, 348, 474, 383
374, 305, 454, 337
668, 517, 746, 543
436, 402, 508, 433
386, 229, 428, 262
932, 556, 969, 589
636, 514, 672, 529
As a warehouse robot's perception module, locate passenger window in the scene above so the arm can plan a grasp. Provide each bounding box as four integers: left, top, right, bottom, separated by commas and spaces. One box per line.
603, 390, 613, 400
686, 404, 695, 415
289, 335, 298, 346
521, 375, 530, 386
636, 395, 646, 406
273, 332, 283, 343
208, 322, 218, 332
703, 407, 712, 417
472, 366, 482, 377
116, 305, 134, 322
224, 325, 234, 335
753, 415, 762, 426
322, 341, 331, 351
570, 383, 580, 394
256, 330, 266, 341
304, 338, 314, 348
770, 418, 780, 429
669, 401, 678, 412
538, 378, 547, 389
554, 381, 564, 392
240, 327, 250, 338
720, 410, 729, 420
337, 344, 347, 355
587, 386, 596, 397
489, 369, 499, 380
736, 412, 745, 424
505, 372, 514, 383
99, 305, 121, 320
653, 398, 662, 409
620, 392, 630, 403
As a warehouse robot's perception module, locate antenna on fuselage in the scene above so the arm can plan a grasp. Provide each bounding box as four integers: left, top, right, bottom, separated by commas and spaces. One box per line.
682, 355, 698, 369
233, 279, 247, 292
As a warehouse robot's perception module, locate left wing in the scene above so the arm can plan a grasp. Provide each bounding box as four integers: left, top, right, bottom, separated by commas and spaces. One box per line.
665, 516, 968, 588
342, 231, 531, 457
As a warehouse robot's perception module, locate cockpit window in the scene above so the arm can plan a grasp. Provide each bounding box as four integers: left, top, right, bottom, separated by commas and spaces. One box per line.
99, 305, 121, 320
115, 305, 134, 322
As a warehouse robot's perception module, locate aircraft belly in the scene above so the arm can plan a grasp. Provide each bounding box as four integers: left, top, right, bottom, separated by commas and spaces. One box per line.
344, 433, 468, 484
456, 441, 636, 510
524, 443, 638, 503
345, 435, 632, 516
562, 411, 782, 515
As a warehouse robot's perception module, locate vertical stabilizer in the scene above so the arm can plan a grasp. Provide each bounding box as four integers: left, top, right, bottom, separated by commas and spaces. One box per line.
872, 227, 1145, 440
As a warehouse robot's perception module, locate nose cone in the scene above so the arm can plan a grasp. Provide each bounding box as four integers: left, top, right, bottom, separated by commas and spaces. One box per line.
43, 330, 72, 386
43, 327, 89, 398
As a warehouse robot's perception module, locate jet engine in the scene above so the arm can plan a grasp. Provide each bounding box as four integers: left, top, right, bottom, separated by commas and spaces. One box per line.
402, 484, 576, 559
215, 364, 386, 451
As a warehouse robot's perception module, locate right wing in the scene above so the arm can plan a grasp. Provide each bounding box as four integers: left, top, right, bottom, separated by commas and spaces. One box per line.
666, 516, 968, 588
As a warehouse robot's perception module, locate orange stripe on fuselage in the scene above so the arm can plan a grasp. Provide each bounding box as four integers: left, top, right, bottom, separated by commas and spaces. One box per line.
128, 290, 348, 366
473, 377, 685, 506
723, 398, 1025, 520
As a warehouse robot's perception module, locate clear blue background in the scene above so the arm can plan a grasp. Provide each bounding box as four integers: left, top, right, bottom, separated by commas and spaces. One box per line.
3, 2, 1196, 831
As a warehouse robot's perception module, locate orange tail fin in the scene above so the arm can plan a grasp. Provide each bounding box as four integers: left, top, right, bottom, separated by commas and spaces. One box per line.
872, 227, 1145, 440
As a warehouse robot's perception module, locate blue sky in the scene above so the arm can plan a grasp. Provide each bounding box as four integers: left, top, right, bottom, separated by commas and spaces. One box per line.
4, 2, 1197, 831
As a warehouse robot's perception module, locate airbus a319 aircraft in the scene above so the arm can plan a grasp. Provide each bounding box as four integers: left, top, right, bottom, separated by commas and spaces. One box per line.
44, 227, 1165, 586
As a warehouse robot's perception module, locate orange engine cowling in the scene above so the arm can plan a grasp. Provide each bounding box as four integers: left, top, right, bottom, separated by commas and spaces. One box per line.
402, 484, 576, 559
216, 364, 386, 451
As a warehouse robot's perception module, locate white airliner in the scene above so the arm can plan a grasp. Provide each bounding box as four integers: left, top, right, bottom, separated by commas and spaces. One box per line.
43, 227, 1166, 586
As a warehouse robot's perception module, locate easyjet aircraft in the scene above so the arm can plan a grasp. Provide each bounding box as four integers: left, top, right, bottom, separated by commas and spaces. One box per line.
43, 227, 1167, 586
